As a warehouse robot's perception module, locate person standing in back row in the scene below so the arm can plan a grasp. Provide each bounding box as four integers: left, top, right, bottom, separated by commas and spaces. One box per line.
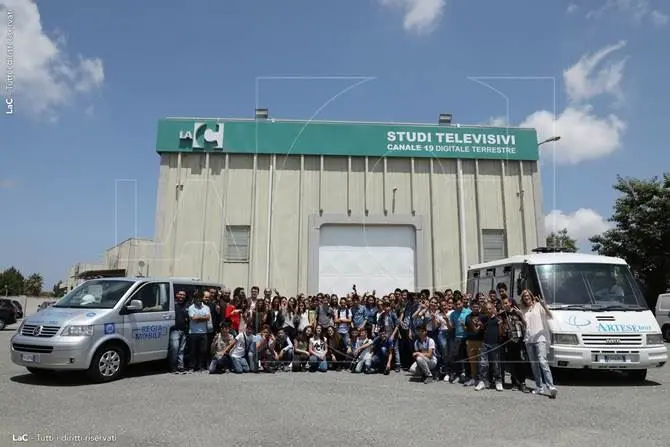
169, 290, 189, 374
188, 292, 211, 373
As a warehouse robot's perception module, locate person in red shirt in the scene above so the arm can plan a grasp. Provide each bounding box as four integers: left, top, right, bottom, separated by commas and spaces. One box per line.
225, 293, 243, 334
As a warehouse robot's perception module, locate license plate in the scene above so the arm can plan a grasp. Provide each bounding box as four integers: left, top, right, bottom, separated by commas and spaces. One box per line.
21, 354, 39, 363
600, 355, 626, 363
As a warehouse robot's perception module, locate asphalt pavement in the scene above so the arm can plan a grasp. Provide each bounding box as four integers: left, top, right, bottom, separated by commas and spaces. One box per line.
1, 324, 669, 447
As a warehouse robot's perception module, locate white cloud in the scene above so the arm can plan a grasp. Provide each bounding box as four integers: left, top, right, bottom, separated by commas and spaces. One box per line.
377, 0, 446, 34
545, 209, 612, 251
567, 3, 579, 14
563, 40, 627, 104
520, 106, 626, 165
585, 0, 668, 27
0, 0, 105, 117
518, 41, 628, 164
485, 116, 508, 127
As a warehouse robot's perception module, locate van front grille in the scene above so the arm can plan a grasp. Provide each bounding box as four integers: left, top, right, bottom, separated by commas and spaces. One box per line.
582, 334, 643, 346
12, 344, 53, 353
21, 324, 60, 338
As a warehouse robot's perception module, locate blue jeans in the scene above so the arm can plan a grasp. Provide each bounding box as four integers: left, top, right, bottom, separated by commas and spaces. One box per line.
309, 355, 328, 372
208, 355, 229, 373
437, 330, 449, 373
526, 341, 555, 389
352, 352, 373, 373
278, 348, 294, 365
338, 331, 351, 350
479, 343, 502, 383
247, 334, 260, 372
168, 329, 187, 371
230, 356, 250, 374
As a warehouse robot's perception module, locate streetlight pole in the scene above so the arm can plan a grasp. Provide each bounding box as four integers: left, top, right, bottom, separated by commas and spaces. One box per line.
538, 136, 561, 146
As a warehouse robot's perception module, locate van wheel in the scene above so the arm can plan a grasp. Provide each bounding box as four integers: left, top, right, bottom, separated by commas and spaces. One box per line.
0, 319, 6, 330
662, 325, 670, 342
87, 344, 126, 383
628, 369, 647, 382
27, 367, 54, 377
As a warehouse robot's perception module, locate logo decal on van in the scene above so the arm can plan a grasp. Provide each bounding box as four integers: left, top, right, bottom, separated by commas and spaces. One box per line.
566, 315, 592, 327
104, 323, 115, 335
86, 312, 96, 317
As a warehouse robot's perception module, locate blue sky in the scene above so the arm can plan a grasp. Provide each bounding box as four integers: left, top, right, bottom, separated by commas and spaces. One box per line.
1, 0, 669, 288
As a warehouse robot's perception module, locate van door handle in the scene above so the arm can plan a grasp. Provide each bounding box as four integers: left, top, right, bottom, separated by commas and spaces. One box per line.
162, 314, 172, 320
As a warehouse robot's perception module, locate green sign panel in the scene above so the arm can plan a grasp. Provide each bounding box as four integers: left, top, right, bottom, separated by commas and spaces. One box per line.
156, 119, 539, 161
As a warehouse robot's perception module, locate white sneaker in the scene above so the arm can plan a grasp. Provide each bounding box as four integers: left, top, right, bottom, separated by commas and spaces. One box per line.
443, 374, 450, 382
548, 386, 558, 398
474, 381, 486, 391
532, 386, 546, 395
464, 378, 476, 387
495, 381, 503, 392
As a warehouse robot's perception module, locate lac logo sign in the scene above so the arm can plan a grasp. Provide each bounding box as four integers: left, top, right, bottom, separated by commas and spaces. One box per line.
179, 122, 224, 149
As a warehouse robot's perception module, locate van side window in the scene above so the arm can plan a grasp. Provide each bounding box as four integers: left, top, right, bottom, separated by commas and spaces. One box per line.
135, 283, 169, 312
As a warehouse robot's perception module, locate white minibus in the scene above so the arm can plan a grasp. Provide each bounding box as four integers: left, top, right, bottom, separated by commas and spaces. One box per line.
467, 249, 667, 382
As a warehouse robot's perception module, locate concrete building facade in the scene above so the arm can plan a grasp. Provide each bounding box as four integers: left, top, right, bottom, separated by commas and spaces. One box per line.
153, 117, 544, 296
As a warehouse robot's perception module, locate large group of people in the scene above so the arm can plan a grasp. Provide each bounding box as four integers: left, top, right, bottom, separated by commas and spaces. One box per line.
169, 283, 558, 398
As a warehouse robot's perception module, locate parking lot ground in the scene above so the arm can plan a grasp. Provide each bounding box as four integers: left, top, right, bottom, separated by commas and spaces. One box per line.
1, 325, 670, 447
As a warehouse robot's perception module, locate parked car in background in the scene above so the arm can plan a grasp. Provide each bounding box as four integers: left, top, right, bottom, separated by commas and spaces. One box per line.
655, 293, 670, 341
37, 300, 57, 312
0, 299, 18, 330
11, 300, 23, 319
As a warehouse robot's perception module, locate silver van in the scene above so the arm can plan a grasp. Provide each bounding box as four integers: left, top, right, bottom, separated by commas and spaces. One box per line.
10, 277, 222, 382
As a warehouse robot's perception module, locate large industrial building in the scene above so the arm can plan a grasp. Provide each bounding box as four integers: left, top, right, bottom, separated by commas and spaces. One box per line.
147, 115, 544, 296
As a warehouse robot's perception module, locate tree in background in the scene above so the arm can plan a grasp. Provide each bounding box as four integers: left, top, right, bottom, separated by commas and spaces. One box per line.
0, 267, 25, 296
546, 228, 578, 252
590, 174, 670, 307
24, 273, 44, 296
52, 281, 67, 298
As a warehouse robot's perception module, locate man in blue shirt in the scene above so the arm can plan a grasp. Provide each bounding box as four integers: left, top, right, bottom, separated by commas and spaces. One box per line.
377, 300, 400, 372
188, 293, 211, 372
447, 296, 471, 383
370, 329, 395, 374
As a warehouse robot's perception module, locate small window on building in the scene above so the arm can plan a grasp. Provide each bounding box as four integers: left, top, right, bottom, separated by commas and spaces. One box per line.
224, 225, 251, 262
482, 229, 507, 263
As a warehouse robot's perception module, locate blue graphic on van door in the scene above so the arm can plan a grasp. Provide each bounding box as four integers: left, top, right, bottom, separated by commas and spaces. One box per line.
104, 323, 115, 335
565, 315, 591, 328
86, 312, 96, 317
133, 325, 168, 340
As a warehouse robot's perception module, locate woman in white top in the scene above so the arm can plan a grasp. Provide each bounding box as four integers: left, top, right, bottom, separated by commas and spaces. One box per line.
308, 325, 329, 372
281, 297, 296, 341
294, 301, 311, 335
520, 289, 558, 398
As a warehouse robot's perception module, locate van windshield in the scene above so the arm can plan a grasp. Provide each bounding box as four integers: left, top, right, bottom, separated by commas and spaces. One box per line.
53, 280, 135, 309
533, 263, 648, 311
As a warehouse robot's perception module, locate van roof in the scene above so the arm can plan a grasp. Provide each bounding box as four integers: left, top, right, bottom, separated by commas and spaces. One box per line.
83, 277, 225, 286
469, 252, 627, 271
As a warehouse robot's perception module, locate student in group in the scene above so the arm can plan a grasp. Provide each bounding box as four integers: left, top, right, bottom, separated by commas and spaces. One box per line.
208, 322, 234, 374
447, 296, 471, 383
292, 326, 313, 372
351, 294, 368, 331
308, 325, 329, 372
258, 324, 279, 373
410, 325, 437, 384
275, 327, 294, 371
335, 297, 353, 350
294, 301, 311, 338
325, 326, 348, 370
463, 301, 484, 387
475, 302, 505, 391
521, 290, 558, 398
377, 300, 401, 373
500, 296, 528, 392
350, 327, 374, 374
370, 328, 395, 374
187, 292, 212, 373
228, 325, 253, 374
316, 294, 333, 329
169, 290, 189, 374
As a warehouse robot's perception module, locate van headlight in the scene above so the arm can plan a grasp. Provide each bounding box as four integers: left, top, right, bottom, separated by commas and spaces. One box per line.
62, 325, 94, 337
646, 334, 663, 345
552, 333, 579, 345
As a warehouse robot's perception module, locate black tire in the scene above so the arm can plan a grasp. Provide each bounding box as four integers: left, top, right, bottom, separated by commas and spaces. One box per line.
0, 319, 6, 331
662, 325, 670, 342
628, 369, 647, 382
87, 344, 126, 383
27, 367, 55, 377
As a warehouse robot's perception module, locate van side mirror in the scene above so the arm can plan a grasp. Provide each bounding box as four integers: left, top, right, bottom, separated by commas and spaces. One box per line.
125, 299, 144, 312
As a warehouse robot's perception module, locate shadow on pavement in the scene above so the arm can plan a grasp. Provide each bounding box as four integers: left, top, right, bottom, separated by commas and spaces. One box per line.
9, 361, 168, 387
554, 369, 661, 387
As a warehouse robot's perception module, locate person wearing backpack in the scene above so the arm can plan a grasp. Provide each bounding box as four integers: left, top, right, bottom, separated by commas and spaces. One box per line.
335, 298, 353, 350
